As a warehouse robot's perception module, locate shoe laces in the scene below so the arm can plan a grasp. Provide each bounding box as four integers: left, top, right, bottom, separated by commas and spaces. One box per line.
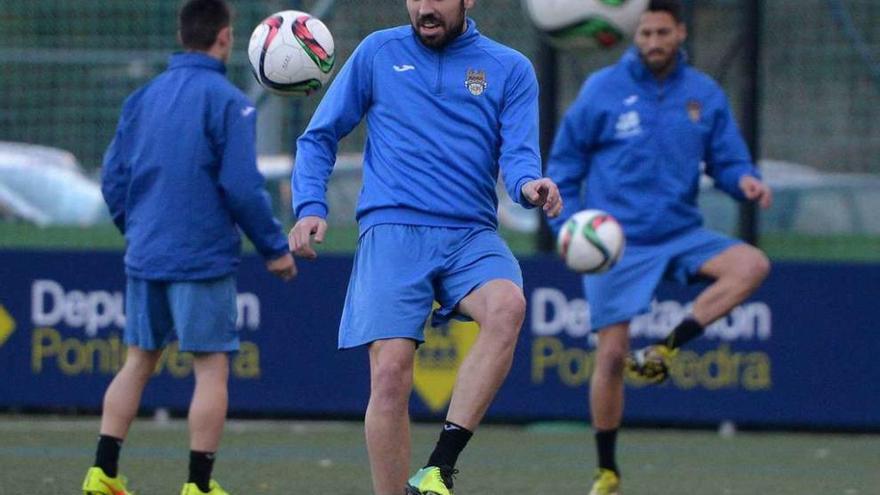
437, 466, 458, 489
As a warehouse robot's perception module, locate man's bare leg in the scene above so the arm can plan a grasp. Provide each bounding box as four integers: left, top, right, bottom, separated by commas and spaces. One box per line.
100, 346, 163, 439
589, 322, 629, 492
630, 243, 771, 381
413, 280, 525, 483
445, 280, 525, 430
691, 244, 770, 326
591, 323, 630, 433
189, 352, 230, 452
366, 338, 416, 495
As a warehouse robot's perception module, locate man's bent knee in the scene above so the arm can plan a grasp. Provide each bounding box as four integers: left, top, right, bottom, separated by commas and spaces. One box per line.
122, 347, 162, 379
594, 325, 629, 376
723, 247, 771, 291
711, 244, 771, 287
596, 344, 628, 375
192, 352, 230, 383
483, 284, 526, 327
744, 249, 771, 286
370, 357, 414, 411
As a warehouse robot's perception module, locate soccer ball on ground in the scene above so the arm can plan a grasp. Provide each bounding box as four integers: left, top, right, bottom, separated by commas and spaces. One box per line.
557, 209, 625, 274
522, 0, 648, 49
248, 10, 336, 96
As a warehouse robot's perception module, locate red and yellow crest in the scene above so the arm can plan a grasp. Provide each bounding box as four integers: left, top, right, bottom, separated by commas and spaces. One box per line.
465, 69, 487, 96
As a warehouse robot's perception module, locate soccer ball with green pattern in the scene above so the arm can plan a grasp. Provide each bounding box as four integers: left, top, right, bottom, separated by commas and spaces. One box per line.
557, 209, 625, 274
248, 10, 336, 96
522, 0, 648, 49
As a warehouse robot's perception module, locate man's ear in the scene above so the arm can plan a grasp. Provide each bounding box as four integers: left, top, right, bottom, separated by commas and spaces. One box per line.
677, 22, 688, 44
216, 26, 232, 48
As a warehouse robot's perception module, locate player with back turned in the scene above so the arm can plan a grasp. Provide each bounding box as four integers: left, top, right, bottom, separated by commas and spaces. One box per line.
82, 1, 295, 494
545, 1, 772, 493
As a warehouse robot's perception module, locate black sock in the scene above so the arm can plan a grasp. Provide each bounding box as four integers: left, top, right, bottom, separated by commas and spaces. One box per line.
188, 451, 216, 493
661, 317, 704, 349
94, 434, 123, 478
595, 429, 618, 475
426, 421, 473, 469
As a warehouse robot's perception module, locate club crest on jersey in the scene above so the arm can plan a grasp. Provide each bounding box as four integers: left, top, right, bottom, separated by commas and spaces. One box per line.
687, 100, 702, 123
465, 69, 487, 96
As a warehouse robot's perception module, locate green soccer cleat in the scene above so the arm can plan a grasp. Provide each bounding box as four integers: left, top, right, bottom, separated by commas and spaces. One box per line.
180, 479, 229, 495
588, 468, 621, 495
405, 465, 456, 495
82, 466, 133, 495
625, 344, 678, 384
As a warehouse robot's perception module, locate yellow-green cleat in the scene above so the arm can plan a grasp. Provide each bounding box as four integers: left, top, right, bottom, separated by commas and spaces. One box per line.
180, 479, 229, 495
405, 466, 456, 495
588, 468, 621, 495
625, 344, 678, 383
82, 466, 133, 495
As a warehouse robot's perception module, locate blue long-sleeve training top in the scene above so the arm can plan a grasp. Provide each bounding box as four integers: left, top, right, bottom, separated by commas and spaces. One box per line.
102, 53, 288, 280
546, 48, 760, 245
293, 19, 542, 232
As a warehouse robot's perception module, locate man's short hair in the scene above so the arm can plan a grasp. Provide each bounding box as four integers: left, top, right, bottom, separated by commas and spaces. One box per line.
648, 0, 684, 23
179, 0, 232, 50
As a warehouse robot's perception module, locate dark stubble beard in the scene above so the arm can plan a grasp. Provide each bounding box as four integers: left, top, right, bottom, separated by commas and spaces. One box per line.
412, 1, 466, 49
641, 49, 677, 78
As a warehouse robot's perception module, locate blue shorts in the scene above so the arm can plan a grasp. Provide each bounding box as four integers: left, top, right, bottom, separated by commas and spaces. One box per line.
339, 224, 523, 349
585, 228, 739, 331
125, 275, 239, 352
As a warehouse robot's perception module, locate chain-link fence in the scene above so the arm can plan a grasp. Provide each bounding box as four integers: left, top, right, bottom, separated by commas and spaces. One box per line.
1, 0, 877, 172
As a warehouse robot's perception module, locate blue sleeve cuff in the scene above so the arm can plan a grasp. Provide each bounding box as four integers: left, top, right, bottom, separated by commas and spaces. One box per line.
718, 167, 761, 201
297, 202, 328, 219
263, 244, 290, 261
515, 176, 541, 209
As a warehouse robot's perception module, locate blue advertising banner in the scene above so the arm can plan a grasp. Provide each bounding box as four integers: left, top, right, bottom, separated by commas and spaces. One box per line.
1, 250, 878, 428
0, 250, 369, 416
502, 260, 880, 428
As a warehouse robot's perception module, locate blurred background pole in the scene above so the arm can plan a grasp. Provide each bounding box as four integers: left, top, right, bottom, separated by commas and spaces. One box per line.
683, 0, 695, 61
288, 0, 305, 156
290, 0, 337, 159
738, 0, 762, 245
536, 36, 559, 253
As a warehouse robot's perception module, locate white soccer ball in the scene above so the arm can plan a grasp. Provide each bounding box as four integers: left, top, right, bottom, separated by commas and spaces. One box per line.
248, 10, 336, 96
522, 0, 648, 49
557, 209, 625, 274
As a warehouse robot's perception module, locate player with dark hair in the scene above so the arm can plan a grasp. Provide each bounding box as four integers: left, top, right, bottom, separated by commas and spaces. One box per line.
545, 0, 772, 493
81, 1, 295, 494
289, 1, 562, 493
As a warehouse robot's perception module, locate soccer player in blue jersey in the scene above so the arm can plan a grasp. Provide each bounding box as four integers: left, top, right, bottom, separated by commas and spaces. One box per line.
82, 1, 295, 494
289, 1, 562, 493
546, 1, 771, 493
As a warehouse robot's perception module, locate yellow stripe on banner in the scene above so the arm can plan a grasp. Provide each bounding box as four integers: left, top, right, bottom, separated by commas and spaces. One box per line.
412, 303, 479, 412
0, 305, 16, 348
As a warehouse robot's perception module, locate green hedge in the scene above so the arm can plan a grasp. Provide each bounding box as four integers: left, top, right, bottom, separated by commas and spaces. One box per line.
2, 223, 878, 262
